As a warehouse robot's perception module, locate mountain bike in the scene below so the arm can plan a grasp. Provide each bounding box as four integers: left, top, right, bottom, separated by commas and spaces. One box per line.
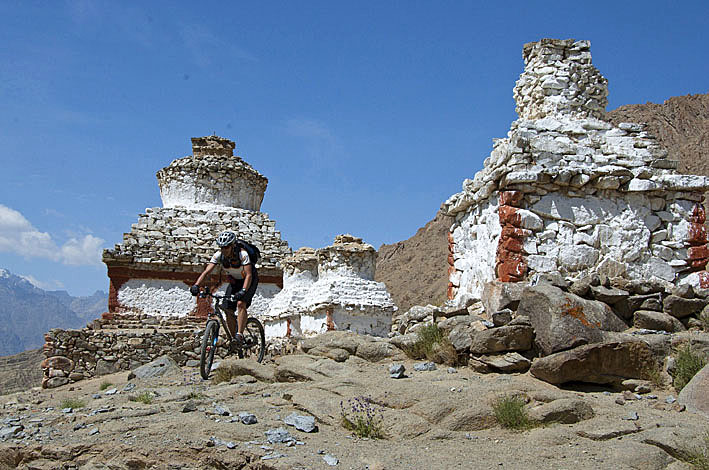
198, 287, 266, 380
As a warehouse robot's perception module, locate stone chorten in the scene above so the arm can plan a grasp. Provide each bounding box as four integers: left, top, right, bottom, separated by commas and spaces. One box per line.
443, 39, 709, 305
103, 136, 292, 317
262, 235, 396, 339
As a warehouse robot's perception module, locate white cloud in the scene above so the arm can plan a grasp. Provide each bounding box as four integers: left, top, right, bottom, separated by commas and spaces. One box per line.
0, 204, 105, 266
60, 235, 104, 266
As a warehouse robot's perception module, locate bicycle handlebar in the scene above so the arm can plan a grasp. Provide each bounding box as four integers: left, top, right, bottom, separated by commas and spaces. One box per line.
198, 287, 235, 302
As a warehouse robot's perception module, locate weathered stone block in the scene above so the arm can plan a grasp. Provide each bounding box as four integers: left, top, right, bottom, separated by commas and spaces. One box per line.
517, 284, 627, 356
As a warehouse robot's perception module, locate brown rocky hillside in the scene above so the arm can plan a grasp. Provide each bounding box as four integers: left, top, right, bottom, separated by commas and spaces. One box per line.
607, 93, 709, 178
375, 210, 454, 312
377, 93, 709, 312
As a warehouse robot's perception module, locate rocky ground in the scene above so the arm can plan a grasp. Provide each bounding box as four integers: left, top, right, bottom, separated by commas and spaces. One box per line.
1, 331, 708, 470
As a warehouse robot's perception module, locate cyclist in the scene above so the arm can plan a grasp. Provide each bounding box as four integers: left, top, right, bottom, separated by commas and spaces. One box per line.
190, 231, 259, 346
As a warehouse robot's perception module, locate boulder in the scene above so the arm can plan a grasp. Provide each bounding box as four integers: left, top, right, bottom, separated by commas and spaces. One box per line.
475, 352, 531, 373
217, 358, 276, 382
481, 281, 525, 317
355, 341, 402, 362
300, 331, 361, 354
663, 295, 707, 319
633, 310, 685, 333
309, 346, 349, 362
517, 284, 627, 356
434, 304, 469, 319
568, 274, 599, 297
529, 340, 656, 386
129, 355, 182, 380
491, 309, 513, 327
389, 333, 418, 351
590, 285, 629, 304
95, 358, 120, 376
678, 363, 709, 418
437, 315, 482, 333
40, 356, 74, 371
447, 323, 474, 353
528, 398, 594, 424
469, 325, 534, 355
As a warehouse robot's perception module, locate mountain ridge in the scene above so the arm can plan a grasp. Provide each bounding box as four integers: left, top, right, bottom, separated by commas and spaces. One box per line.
0, 268, 107, 356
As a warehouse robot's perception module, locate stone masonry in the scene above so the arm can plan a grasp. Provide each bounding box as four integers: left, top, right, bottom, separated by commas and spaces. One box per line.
103, 136, 291, 317
443, 39, 709, 305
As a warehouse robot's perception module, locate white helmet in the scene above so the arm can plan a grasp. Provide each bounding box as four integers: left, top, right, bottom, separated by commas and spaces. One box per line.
216, 231, 237, 247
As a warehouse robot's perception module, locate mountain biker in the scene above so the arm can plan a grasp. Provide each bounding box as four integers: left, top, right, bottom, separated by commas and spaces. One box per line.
190, 231, 259, 346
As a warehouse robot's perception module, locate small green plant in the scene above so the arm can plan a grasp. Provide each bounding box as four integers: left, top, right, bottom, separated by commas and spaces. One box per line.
643, 364, 665, 389
672, 343, 708, 392
340, 396, 385, 439
129, 391, 154, 405
492, 395, 531, 430
60, 398, 86, 410
405, 323, 458, 365
99, 381, 113, 391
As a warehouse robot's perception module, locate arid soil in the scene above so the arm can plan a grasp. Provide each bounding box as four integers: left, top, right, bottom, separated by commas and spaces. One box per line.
1, 348, 706, 470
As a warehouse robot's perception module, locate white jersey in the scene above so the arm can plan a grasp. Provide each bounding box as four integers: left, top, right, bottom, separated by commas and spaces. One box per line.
209, 248, 251, 280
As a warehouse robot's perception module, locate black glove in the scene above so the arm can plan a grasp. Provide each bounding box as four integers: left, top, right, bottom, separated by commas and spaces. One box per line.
190, 285, 200, 296
233, 288, 247, 301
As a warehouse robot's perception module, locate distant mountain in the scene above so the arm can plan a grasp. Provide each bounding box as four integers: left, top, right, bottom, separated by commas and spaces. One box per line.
0, 269, 107, 356
47, 289, 109, 322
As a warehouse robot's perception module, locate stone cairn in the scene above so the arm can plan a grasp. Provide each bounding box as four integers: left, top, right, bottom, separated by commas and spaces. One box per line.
442, 39, 709, 305
263, 235, 397, 342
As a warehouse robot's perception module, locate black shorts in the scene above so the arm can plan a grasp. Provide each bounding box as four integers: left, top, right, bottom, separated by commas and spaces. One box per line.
223, 270, 259, 310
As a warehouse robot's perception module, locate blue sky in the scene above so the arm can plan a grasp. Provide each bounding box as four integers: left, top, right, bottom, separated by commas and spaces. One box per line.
1, 1, 708, 296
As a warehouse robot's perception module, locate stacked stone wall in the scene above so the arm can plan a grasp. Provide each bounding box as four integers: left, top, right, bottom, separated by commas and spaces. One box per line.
105, 207, 290, 270
41, 313, 205, 388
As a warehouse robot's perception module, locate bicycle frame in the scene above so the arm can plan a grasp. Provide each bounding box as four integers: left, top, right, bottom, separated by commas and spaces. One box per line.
200, 287, 235, 343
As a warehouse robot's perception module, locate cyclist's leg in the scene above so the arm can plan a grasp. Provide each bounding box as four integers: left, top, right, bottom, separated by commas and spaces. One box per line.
236, 301, 248, 335
223, 283, 239, 337
237, 271, 259, 335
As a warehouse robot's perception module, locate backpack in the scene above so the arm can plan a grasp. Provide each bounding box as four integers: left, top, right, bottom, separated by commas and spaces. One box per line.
236, 239, 261, 265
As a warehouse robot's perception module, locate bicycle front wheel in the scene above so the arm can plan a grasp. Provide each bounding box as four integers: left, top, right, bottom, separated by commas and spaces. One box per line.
200, 320, 220, 379
239, 317, 266, 363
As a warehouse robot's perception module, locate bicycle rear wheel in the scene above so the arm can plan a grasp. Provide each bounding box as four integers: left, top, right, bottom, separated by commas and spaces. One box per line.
239, 317, 266, 363
200, 320, 220, 379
